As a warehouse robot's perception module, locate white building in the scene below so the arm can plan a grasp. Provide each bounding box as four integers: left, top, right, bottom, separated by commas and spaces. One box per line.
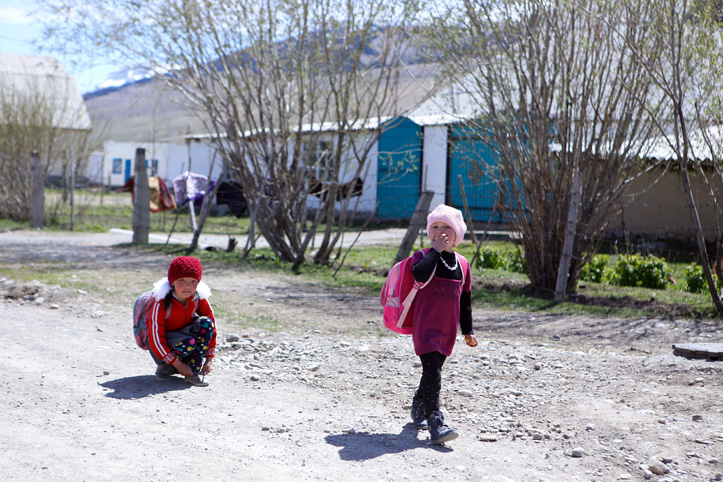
94, 139, 222, 188
0, 52, 92, 176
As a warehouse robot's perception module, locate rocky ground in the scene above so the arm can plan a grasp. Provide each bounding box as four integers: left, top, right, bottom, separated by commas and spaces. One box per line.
1, 229, 722, 482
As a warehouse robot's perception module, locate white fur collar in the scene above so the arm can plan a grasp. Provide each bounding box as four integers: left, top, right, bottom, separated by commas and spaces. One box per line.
151, 277, 212, 301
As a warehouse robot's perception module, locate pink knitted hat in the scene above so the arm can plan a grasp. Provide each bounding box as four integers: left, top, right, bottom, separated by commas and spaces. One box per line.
426, 204, 467, 247
168, 256, 203, 284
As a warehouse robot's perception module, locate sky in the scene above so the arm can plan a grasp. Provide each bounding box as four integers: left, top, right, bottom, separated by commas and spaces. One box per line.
0, 1, 117, 94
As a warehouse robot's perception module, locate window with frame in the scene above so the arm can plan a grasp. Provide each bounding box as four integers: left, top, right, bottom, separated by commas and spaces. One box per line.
304, 140, 331, 181
112, 158, 122, 174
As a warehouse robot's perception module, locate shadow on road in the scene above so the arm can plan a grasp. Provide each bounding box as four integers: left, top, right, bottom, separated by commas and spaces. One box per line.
99, 375, 191, 399
324, 423, 453, 461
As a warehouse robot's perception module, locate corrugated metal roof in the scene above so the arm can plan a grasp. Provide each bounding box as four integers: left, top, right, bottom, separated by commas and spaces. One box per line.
405, 76, 485, 125
641, 126, 723, 161
0, 53, 92, 131
185, 116, 396, 141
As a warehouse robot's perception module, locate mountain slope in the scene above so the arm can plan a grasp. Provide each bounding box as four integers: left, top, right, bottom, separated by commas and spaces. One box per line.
84, 65, 442, 143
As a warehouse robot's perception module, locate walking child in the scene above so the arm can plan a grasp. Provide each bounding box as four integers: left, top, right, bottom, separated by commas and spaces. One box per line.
409, 204, 478, 444
146, 256, 217, 387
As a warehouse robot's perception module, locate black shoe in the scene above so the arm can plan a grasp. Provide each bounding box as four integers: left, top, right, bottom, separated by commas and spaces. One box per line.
411, 392, 429, 430
428, 411, 458, 444
155, 364, 175, 381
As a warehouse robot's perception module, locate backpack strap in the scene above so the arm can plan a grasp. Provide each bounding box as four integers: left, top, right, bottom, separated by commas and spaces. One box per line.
415, 248, 436, 290
191, 292, 200, 318
456, 252, 468, 286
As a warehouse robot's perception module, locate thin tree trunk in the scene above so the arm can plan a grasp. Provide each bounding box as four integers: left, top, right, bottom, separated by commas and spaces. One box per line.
458, 174, 477, 247
30, 151, 44, 228
555, 169, 582, 302
680, 163, 723, 315
394, 191, 434, 266
132, 148, 150, 244
189, 172, 224, 253
70, 147, 75, 230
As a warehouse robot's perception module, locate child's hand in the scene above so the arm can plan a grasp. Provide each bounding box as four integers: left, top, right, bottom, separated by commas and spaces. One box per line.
172, 360, 194, 377
431, 233, 450, 252
201, 359, 213, 375
464, 334, 478, 347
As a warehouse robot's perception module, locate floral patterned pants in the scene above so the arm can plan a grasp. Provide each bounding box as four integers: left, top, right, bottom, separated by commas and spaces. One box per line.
152, 316, 215, 374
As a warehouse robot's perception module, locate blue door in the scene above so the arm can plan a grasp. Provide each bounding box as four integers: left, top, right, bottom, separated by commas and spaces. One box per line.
376, 117, 422, 219
448, 124, 503, 223
124, 159, 132, 183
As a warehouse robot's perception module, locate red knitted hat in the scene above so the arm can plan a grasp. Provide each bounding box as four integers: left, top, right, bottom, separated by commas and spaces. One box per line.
168, 256, 203, 284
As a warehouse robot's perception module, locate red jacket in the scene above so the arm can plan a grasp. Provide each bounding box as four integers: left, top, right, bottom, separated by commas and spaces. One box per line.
147, 292, 217, 365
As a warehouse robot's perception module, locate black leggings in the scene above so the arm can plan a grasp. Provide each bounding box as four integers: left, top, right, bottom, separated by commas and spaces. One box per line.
417, 351, 447, 416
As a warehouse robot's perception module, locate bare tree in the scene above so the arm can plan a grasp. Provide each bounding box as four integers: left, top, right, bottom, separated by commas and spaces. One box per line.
0, 81, 90, 222
425, 0, 667, 296
614, 0, 723, 314
37, 0, 424, 266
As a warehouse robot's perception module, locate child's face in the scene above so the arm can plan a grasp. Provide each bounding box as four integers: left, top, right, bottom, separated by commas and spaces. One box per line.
429, 221, 456, 250
172, 277, 199, 302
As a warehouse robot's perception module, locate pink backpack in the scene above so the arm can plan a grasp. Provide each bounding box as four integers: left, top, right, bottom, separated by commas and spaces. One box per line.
380, 249, 468, 334
132, 291, 173, 350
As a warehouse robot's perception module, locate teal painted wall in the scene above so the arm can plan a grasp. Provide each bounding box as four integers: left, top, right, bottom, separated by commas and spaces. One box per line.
376, 117, 422, 219
448, 124, 503, 223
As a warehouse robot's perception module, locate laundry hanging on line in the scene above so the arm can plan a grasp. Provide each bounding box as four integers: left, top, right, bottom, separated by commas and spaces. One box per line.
122, 176, 176, 212
172, 171, 216, 207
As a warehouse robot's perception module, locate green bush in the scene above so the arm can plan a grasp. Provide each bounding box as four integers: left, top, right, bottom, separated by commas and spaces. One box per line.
684, 263, 708, 294
685, 263, 721, 294
477, 247, 507, 270
609, 254, 669, 289
475, 247, 527, 274
506, 251, 527, 274
580, 254, 610, 283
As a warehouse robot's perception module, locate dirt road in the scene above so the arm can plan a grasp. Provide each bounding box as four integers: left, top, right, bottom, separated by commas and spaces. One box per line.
1, 229, 722, 482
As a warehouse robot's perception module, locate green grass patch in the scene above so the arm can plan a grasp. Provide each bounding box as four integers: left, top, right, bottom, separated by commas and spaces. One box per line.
3, 191, 722, 321
137, 240, 720, 320
23, 189, 252, 234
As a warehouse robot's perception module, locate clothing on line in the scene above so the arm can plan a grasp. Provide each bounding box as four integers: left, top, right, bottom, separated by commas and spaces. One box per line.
122, 176, 177, 212
172, 171, 215, 207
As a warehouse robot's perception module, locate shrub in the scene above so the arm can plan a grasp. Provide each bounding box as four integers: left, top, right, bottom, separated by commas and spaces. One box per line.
580, 254, 610, 283
474, 246, 526, 274
506, 251, 527, 274
684, 263, 707, 294
609, 254, 669, 289
476, 247, 507, 270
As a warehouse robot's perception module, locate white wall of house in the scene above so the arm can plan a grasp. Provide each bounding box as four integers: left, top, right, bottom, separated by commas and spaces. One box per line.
302, 131, 379, 215
167, 140, 223, 182
102, 141, 166, 187
359, 140, 379, 214
100, 140, 221, 188
297, 121, 453, 218
421, 125, 448, 209
86, 151, 104, 184
177, 117, 450, 219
